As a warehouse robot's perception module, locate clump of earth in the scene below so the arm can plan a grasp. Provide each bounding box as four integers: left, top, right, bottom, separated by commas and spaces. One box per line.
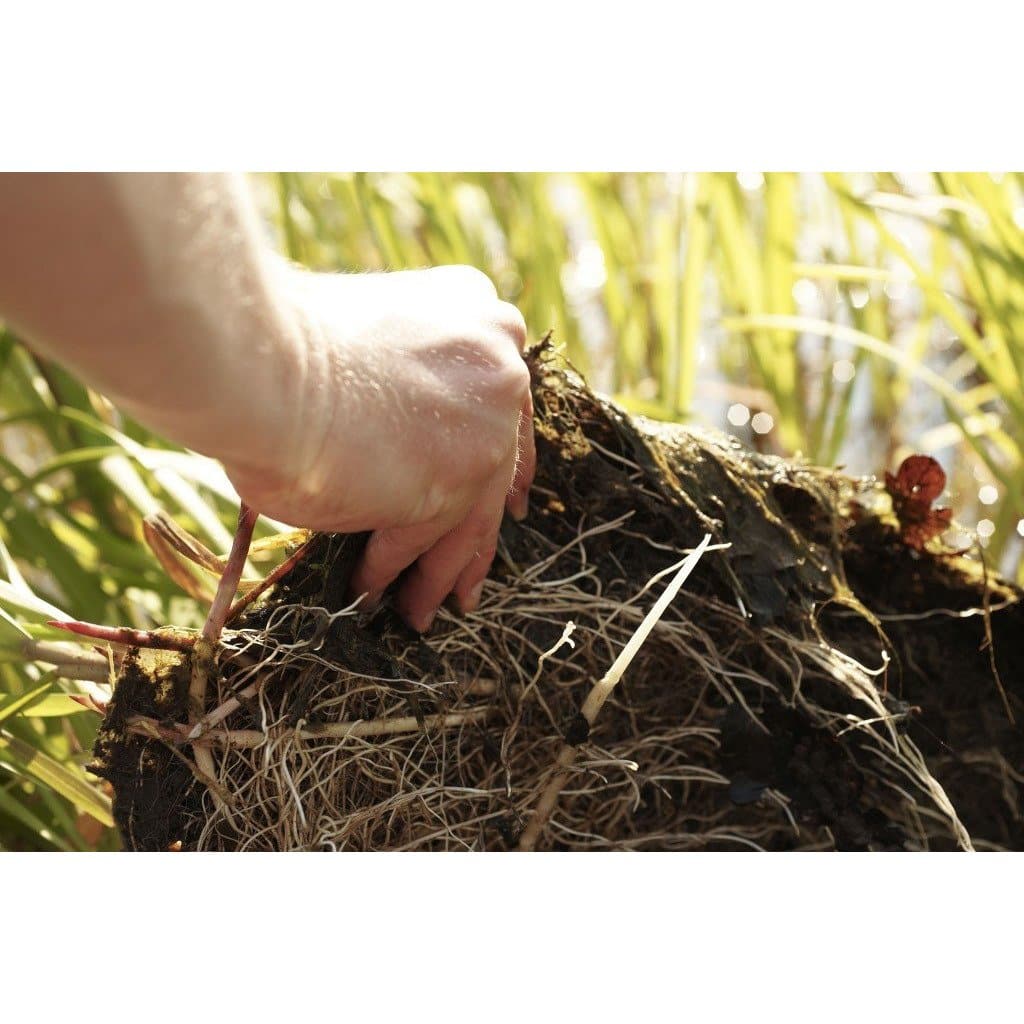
91, 342, 1024, 851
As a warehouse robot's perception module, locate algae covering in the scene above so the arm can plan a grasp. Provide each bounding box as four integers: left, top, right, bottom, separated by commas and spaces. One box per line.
90, 343, 1024, 851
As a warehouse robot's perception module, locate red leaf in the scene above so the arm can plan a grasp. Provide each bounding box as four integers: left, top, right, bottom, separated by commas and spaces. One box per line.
887, 454, 946, 505
899, 507, 953, 551
884, 455, 952, 549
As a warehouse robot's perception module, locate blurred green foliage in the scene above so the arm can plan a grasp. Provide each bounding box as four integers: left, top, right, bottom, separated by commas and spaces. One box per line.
266, 172, 1024, 567
2, 171, 1023, 850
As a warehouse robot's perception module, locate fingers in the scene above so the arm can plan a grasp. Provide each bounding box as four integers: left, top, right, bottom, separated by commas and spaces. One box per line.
340, 266, 532, 630
451, 545, 495, 616
507, 391, 535, 521
349, 515, 456, 609
394, 454, 515, 633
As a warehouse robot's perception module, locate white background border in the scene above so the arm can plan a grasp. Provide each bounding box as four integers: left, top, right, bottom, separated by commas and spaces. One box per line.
3, 2, 1022, 1017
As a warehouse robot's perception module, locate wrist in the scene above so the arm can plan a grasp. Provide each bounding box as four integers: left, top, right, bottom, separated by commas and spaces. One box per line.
215, 261, 339, 511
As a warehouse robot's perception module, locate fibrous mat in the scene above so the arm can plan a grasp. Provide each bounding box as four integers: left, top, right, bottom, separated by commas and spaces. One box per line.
90, 343, 1024, 851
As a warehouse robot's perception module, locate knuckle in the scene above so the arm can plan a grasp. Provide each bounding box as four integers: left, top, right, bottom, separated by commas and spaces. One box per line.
433, 264, 496, 298
494, 302, 528, 349
369, 527, 407, 563
453, 341, 528, 416
464, 516, 499, 548
495, 351, 530, 401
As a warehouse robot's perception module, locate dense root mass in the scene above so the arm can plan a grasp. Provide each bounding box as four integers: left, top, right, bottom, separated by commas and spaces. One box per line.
91, 345, 1024, 851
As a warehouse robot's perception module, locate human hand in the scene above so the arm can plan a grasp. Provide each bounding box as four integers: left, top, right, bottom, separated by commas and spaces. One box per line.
224, 263, 535, 632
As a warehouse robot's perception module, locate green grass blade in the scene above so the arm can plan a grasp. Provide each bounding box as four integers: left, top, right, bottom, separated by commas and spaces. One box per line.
0, 728, 113, 827
0, 680, 54, 725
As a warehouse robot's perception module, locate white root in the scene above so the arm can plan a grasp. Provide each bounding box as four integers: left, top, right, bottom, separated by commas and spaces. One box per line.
519, 533, 716, 852
104, 486, 977, 854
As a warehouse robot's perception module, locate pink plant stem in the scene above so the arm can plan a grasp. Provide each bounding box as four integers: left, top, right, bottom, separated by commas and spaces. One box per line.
47, 619, 195, 653
189, 504, 259, 805
203, 503, 259, 643
224, 537, 315, 625
69, 692, 110, 715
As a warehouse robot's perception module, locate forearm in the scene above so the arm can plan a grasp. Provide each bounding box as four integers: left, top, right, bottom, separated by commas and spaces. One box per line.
0, 174, 534, 630
0, 173, 307, 468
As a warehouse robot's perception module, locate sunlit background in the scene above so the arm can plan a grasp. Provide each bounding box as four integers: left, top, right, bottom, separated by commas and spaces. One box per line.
2, 171, 1024, 850
258, 172, 1024, 573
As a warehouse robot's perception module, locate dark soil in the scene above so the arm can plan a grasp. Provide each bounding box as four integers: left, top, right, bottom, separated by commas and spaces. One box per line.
90, 342, 1024, 851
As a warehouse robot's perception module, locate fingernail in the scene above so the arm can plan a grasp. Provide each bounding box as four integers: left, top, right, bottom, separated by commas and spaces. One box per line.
462, 580, 485, 614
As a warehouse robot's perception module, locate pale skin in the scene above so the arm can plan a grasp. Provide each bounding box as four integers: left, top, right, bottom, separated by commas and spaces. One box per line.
0, 173, 535, 632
